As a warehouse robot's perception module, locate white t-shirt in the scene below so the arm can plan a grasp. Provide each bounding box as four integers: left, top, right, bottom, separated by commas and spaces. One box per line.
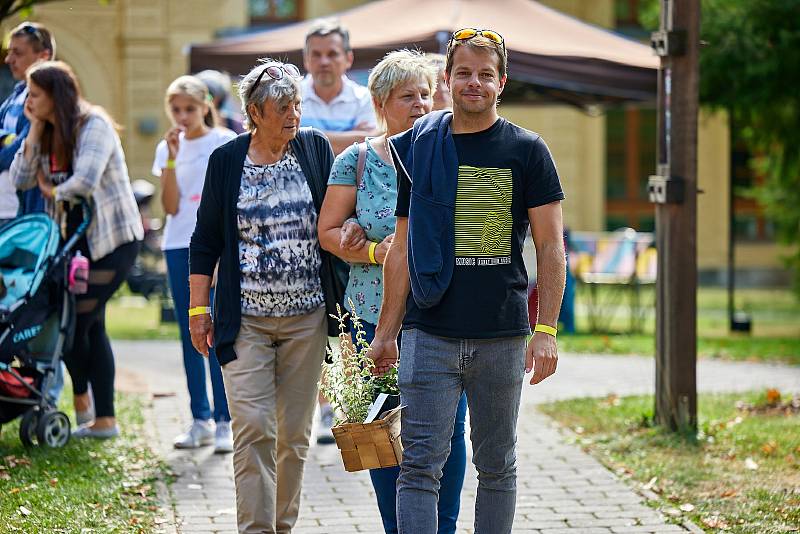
152, 127, 236, 250
299, 75, 376, 132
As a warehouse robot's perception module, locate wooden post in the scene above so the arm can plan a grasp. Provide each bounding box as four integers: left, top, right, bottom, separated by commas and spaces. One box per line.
648, 0, 699, 431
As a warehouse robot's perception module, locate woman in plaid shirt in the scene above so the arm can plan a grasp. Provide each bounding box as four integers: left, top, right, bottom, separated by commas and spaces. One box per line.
11, 60, 143, 439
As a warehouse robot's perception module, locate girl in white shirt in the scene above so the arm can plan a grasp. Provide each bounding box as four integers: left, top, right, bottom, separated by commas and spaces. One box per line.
152, 75, 235, 453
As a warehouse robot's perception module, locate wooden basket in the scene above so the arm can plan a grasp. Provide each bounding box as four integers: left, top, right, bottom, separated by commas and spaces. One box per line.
332, 405, 402, 472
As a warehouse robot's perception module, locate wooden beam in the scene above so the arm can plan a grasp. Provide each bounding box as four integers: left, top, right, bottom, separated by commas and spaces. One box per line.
653, 0, 699, 432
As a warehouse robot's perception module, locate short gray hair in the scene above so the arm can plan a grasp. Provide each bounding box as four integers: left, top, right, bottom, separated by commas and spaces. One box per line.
238, 59, 301, 132
304, 18, 350, 52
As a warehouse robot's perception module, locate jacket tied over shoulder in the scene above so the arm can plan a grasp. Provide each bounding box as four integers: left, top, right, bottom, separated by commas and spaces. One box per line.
389, 110, 458, 309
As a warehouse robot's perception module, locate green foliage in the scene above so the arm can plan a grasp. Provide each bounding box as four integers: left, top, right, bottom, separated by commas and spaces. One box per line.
700, 0, 800, 294
319, 301, 398, 424
639, 0, 800, 294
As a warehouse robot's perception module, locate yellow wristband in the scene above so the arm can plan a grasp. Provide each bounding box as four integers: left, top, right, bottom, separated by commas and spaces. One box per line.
188, 306, 211, 317
368, 241, 378, 264
165, 159, 176, 170
534, 323, 557, 337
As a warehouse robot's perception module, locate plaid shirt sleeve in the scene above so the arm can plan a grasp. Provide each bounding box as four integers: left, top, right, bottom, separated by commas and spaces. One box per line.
9, 141, 40, 191
54, 115, 115, 201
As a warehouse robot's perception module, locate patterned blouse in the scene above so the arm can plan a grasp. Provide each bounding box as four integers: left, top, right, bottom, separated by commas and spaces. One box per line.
328, 141, 397, 324
237, 146, 324, 317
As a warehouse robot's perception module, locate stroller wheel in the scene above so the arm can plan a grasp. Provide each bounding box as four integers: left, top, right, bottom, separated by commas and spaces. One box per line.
19, 408, 40, 447
37, 411, 71, 448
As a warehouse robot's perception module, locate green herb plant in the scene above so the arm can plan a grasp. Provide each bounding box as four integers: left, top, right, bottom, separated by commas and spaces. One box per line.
320, 301, 398, 424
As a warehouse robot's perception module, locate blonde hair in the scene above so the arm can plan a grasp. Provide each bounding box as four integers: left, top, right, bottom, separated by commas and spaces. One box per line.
367, 50, 437, 131
425, 53, 446, 75
165, 75, 217, 128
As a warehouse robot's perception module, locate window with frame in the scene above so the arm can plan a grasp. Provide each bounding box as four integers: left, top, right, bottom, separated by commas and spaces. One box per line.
605, 106, 657, 232
730, 140, 774, 242
249, 0, 302, 24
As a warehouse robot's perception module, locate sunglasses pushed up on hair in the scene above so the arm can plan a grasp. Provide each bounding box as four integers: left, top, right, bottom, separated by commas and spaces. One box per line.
247, 62, 302, 98
450, 28, 505, 50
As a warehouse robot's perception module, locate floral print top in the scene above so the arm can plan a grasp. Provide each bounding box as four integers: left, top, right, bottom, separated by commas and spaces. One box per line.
328, 140, 397, 324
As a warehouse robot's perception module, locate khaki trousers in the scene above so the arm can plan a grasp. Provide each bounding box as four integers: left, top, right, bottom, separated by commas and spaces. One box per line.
223, 306, 327, 534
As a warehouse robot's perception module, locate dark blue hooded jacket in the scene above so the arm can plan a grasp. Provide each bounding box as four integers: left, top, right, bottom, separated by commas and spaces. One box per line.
389, 110, 459, 309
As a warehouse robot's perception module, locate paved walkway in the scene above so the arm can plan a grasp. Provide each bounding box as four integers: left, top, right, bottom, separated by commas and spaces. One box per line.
115, 340, 800, 534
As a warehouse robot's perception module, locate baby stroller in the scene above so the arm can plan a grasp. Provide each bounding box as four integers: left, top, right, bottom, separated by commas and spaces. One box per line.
0, 201, 91, 448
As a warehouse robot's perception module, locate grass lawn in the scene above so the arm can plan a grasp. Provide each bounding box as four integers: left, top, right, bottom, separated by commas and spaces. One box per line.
0, 393, 167, 533
559, 287, 800, 365
104, 284, 800, 365
106, 294, 178, 341
539, 390, 800, 533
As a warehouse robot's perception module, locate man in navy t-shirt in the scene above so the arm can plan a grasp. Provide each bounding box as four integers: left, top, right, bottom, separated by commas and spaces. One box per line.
370, 28, 566, 534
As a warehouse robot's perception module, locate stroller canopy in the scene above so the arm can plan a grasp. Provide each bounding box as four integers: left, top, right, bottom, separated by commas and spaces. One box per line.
0, 214, 60, 309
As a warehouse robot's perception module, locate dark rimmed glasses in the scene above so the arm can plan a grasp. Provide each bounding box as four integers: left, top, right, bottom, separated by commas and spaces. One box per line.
450, 28, 505, 50
247, 62, 302, 98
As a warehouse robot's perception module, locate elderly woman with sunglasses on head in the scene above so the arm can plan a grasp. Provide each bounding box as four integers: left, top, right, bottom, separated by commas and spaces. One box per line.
188, 58, 347, 534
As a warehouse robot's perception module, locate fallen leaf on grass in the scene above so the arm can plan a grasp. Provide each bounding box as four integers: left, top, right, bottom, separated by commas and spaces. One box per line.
49, 478, 58, 487
719, 489, 738, 498
744, 457, 759, 470
18, 506, 31, 516
9, 487, 20, 494
761, 441, 778, 456
725, 416, 743, 429
602, 394, 620, 407
0, 472, 10, 480
702, 515, 729, 529
643, 476, 659, 491
766, 388, 781, 405
680, 503, 696, 512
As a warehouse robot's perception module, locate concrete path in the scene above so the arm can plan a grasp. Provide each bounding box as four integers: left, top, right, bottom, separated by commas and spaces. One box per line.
115, 340, 800, 534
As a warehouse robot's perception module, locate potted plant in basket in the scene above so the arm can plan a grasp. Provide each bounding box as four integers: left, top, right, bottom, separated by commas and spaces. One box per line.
319, 302, 402, 472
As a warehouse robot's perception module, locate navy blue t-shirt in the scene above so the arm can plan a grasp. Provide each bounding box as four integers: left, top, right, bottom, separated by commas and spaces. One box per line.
395, 118, 564, 339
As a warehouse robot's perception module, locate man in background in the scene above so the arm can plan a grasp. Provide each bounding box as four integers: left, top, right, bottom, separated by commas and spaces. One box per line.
0, 22, 55, 223
301, 18, 376, 155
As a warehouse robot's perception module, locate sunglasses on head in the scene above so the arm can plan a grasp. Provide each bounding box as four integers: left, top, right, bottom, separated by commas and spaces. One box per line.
20, 24, 44, 43
248, 62, 302, 98
450, 28, 505, 50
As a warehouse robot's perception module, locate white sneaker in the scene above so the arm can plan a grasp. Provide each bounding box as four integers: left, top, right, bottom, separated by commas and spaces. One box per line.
316, 404, 336, 445
214, 421, 234, 454
173, 419, 214, 449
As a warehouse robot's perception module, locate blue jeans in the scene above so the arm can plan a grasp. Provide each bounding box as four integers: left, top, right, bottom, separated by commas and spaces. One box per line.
397, 329, 526, 534
165, 248, 229, 422
350, 320, 467, 534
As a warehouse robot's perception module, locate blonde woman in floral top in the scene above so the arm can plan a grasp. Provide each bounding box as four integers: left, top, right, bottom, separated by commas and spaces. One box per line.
318, 49, 467, 534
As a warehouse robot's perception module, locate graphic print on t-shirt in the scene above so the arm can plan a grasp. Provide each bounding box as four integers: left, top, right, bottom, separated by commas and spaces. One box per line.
454, 165, 513, 267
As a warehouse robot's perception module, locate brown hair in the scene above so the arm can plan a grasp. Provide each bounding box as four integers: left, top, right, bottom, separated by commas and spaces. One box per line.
445, 35, 507, 79
165, 75, 218, 128
10, 22, 56, 58
27, 60, 117, 169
